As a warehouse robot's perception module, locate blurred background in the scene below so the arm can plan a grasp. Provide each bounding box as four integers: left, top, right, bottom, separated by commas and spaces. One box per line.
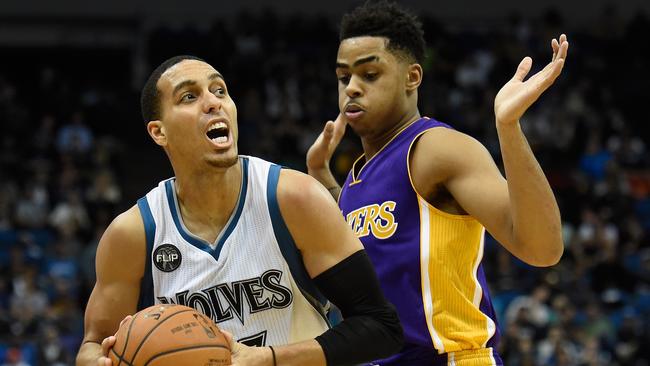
1, 0, 649, 365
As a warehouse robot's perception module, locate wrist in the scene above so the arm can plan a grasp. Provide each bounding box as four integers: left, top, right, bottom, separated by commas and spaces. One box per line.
307, 164, 330, 175
495, 117, 521, 128
268, 346, 277, 366
495, 119, 523, 135
307, 167, 337, 185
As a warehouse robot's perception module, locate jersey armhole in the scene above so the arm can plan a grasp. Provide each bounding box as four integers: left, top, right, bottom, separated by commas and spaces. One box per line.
406, 127, 475, 220
266, 164, 336, 326
136, 197, 156, 310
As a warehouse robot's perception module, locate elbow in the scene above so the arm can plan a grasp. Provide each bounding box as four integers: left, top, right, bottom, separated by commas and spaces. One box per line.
388, 321, 405, 355
522, 238, 564, 267
382, 304, 405, 356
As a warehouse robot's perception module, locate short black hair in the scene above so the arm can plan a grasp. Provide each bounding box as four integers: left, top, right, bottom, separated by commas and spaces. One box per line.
141, 55, 206, 123
340, 1, 425, 64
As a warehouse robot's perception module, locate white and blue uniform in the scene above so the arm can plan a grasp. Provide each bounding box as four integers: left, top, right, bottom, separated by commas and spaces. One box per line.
136, 156, 330, 346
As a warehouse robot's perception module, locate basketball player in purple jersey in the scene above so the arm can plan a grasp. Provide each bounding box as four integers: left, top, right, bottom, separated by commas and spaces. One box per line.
307, 2, 568, 365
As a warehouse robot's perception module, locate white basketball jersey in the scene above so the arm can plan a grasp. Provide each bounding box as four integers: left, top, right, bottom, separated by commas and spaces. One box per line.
136, 156, 330, 346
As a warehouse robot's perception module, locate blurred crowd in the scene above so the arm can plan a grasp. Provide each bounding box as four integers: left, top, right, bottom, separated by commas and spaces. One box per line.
0, 5, 649, 365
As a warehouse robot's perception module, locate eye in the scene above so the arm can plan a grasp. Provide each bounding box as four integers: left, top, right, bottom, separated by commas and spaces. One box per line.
213, 87, 226, 96
337, 75, 350, 85
364, 72, 378, 81
180, 93, 196, 103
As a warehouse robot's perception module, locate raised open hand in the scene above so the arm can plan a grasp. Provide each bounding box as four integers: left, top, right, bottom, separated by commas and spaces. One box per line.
494, 34, 569, 125
306, 114, 347, 173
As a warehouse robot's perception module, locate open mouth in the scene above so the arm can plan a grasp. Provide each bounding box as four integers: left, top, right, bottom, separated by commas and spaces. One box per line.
206, 122, 229, 144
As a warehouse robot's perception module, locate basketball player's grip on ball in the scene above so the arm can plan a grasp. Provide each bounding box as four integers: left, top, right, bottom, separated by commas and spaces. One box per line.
103, 304, 231, 366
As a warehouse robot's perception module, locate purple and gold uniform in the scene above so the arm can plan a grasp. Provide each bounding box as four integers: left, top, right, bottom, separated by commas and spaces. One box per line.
339, 117, 503, 365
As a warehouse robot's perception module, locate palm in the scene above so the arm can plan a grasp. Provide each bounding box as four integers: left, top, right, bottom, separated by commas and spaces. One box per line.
306, 114, 347, 171
495, 34, 569, 125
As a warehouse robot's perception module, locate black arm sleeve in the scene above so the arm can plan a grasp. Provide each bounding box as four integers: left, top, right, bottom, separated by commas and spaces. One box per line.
314, 250, 404, 366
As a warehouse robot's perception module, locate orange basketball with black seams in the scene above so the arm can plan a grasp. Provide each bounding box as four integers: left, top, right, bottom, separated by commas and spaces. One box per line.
109, 304, 231, 366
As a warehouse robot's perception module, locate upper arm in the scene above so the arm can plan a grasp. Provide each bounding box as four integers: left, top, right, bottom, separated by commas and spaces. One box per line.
82, 205, 146, 343
410, 128, 515, 247
276, 169, 363, 278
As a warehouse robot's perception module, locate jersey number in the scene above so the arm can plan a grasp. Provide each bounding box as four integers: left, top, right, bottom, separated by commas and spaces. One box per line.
238, 330, 268, 347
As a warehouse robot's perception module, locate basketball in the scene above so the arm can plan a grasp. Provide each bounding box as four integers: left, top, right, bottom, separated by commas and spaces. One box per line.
108, 304, 231, 366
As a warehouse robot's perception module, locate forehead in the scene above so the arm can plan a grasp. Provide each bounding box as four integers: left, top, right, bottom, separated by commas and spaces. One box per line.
337, 36, 392, 62
157, 59, 220, 92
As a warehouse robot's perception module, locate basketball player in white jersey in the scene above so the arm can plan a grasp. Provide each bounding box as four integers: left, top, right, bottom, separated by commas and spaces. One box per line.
76, 56, 403, 366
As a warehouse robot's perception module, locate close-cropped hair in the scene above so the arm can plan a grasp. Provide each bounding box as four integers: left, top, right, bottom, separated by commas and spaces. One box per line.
141, 55, 206, 123
340, 1, 426, 64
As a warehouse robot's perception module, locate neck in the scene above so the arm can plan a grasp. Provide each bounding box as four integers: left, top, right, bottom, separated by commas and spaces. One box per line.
361, 109, 421, 161
173, 158, 242, 229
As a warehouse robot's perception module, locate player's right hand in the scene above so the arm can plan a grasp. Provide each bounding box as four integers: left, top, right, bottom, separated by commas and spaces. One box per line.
306, 114, 346, 174
97, 315, 133, 366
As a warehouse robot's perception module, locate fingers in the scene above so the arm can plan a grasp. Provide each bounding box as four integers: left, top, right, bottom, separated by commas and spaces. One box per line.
118, 315, 132, 330
101, 336, 116, 356
98, 356, 111, 366
513, 57, 533, 81
322, 121, 335, 141
557, 36, 569, 62
221, 330, 239, 353
332, 114, 347, 139
551, 34, 569, 62
528, 34, 568, 89
551, 38, 559, 61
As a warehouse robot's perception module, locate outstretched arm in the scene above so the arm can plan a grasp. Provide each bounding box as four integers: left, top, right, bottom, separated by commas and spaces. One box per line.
411, 35, 568, 267
491, 34, 568, 264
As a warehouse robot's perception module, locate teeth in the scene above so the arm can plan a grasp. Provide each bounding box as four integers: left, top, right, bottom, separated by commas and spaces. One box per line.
212, 136, 228, 144
208, 122, 227, 131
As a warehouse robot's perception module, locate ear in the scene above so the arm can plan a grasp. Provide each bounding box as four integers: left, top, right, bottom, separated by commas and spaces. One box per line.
147, 120, 167, 147
405, 63, 423, 92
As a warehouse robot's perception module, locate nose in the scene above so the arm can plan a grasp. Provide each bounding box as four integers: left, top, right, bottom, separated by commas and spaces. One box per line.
202, 89, 222, 114
345, 76, 363, 99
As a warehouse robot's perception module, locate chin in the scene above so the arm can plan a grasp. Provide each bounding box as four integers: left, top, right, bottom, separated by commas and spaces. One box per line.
206, 150, 239, 168
347, 119, 373, 138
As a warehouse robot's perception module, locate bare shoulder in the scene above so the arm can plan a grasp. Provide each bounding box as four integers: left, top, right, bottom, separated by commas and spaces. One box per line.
412, 127, 495, 181
276, 168, 333, 211
274, 168, 362, 277
414, 127, 488, 162
96, 205, 146, 281
104, 205, 146, 249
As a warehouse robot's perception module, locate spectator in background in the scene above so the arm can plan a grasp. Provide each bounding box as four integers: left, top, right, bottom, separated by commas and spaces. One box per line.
55, 111, 93, 156
1, 348, 29, 366
505, 284, 552, 330
85, 169, 121, 209
13, 183, 48, 229
49, 190, 90, 235
9, 266, 48, 340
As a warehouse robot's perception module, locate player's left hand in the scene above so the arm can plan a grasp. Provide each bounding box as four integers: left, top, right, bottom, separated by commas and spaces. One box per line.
494, 34, 569, 125
222, 330, 274, 366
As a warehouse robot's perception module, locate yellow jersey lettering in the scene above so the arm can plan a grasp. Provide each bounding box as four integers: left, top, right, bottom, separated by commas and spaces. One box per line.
373, 201, 398, 239
345, 201, 398, 240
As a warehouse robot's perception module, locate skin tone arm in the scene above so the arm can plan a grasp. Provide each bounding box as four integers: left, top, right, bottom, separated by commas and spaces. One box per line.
226, 169, 365, 366
410, 35, 568, 266
76, 206, 145, 366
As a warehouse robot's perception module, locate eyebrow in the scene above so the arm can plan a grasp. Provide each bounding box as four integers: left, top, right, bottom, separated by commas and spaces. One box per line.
336, 55, 380, 69
172, 72, 225, 96
209, 72, 224, 81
